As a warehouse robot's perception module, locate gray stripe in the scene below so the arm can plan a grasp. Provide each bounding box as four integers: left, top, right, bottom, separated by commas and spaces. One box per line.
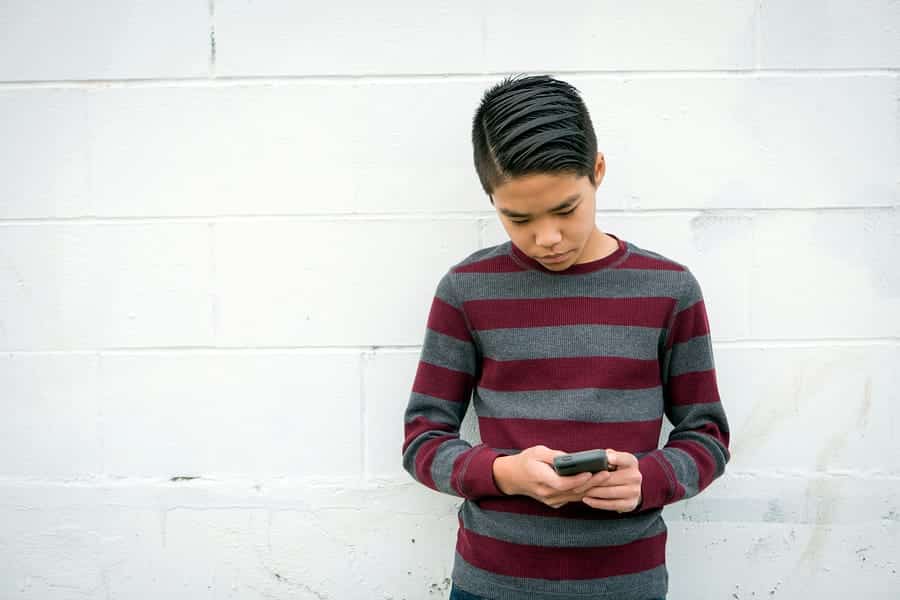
479, 324, 661, 361
418, 328, 477, 375
659, 446, 700, 497
664, 334, 715, 378
667, 403, 729, 433
401, 431, 435, 480
430, 438, 472, 496
460, 500, 666, 547
454, 242, 513, 269
669, 430, 729, 478
451, 551, 668, 600
660, 402, 730, 497
674, 270, 703, 311
403, 387, 469, 490
403, 391, 467, 428
473, 387, 664, 423
453, 268, 690, 301
435, 268, 464, 309
453, 239, 685, 273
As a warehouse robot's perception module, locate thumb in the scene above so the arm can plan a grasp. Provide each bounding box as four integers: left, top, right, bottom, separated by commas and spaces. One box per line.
540, 446, 565, 464
606, 448, 633, 470
532, 445, 564, 463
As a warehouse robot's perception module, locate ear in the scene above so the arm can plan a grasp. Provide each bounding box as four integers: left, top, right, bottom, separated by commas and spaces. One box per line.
594, 152, 606, 185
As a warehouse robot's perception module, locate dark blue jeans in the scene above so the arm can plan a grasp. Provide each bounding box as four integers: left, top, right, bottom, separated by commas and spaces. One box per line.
449, 582, 665, 599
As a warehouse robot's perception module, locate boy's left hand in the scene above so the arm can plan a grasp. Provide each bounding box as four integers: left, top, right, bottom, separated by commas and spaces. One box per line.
571, 449, 643, 513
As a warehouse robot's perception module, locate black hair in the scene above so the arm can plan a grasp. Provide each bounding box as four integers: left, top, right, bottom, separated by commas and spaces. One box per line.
471, 73, 598, 200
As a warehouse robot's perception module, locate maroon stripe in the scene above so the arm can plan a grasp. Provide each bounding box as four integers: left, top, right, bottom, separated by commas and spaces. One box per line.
411, 360, 473, 402
509, 239, 628, 274
427, 296, 472, 342
669, 439, 719, 491
464, 296, 674, 330
694, 420, 730, 449
637, 451, 683, 509
454, 254, 526, 274
478, 416, 662, 454
480, 355, 660, 391
403, 416, 456, 454
615, 254, 685, 272
414, 436, 447, 490
667, 300, 710, 348
457, 516, 667, 579
662, 453, 686, 502
452, 445, 504, 498
666, 369, 720, 405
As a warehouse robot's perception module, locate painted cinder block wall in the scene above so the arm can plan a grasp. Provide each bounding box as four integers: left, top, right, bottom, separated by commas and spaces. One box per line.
1, 1, 898, 598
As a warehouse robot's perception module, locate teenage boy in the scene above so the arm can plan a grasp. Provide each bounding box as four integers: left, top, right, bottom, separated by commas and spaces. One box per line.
401, 73, 730, 600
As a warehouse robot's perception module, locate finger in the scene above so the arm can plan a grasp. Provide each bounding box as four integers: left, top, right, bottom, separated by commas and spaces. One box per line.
576, 471, 631, 490
552, 471, 592, 491
562, 469, 597, 486
540, 471, 577, 493
582, 485, 634, 500
582, 496, 635, 512
535, 446, 562, 464
606, 449, 637, 469
548, 494, 579, 507
571, 471, 612, 494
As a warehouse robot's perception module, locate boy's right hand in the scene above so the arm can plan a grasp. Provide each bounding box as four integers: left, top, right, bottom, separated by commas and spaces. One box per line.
493, 445, 594, 509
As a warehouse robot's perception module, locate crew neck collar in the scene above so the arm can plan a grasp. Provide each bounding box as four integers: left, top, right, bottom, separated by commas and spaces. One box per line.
508, 232, 629, 275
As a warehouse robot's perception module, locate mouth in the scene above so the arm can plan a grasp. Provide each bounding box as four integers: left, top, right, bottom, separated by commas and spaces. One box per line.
539, 250, 571, 263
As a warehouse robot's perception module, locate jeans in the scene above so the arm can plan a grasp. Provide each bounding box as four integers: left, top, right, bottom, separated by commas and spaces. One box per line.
449, 585, 490, 600
449, 582, 665, 600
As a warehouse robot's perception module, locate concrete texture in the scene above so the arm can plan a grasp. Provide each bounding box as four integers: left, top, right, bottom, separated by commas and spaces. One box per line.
0, 1, 898, 598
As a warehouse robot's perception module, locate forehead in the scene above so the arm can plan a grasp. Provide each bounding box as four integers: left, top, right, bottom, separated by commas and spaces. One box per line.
491, 172, 587, 208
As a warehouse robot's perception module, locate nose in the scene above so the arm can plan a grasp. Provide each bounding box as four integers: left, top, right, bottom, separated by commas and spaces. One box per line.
534, 224, 563, 249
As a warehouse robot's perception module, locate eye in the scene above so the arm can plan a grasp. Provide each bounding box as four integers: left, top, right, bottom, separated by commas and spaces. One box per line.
510, 207, 576, 225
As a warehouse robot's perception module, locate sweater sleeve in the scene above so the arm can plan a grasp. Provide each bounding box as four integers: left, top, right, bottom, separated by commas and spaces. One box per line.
401, 269, 510, 499
637, 269, 731, 511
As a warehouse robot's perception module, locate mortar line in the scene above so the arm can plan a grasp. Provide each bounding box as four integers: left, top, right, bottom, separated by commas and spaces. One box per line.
0, 68, 898, 90
3, 337, 897, 355
1, 205, 897, 225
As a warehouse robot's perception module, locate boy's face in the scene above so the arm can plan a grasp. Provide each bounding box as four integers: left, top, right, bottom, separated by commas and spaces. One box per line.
490, 152, 607, 271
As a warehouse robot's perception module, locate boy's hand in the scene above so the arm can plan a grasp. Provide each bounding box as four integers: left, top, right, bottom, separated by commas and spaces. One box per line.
493, 445, 593, 509
571, 449, 643, 513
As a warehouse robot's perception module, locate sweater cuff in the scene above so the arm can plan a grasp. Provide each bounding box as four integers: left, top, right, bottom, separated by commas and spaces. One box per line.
459, 445, 507, 499
637, 451, 674, 511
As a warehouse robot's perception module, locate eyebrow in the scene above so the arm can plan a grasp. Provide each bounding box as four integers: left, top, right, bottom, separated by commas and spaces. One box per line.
497, 194, 580, 218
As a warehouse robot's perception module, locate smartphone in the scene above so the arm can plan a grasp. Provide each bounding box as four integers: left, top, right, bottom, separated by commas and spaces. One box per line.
552, 449, 617, 476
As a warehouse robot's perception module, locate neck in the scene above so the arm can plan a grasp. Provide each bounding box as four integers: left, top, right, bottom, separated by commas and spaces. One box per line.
578, 228, 616, 264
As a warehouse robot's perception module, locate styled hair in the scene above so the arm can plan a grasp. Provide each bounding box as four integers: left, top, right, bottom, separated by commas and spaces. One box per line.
471, 73, 598, 199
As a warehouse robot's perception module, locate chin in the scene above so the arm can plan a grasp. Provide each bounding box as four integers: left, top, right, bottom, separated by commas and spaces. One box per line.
545, 256, 574, 268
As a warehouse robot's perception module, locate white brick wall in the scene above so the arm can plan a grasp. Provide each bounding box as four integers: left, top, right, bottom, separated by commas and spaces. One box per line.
0, 1, 897, 598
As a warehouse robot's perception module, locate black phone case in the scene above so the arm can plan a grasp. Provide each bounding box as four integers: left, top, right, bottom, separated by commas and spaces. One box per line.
552, 449, 615, 476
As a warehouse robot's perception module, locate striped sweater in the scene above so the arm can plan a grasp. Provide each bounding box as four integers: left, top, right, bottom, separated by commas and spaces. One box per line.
401, 232, 731, 600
